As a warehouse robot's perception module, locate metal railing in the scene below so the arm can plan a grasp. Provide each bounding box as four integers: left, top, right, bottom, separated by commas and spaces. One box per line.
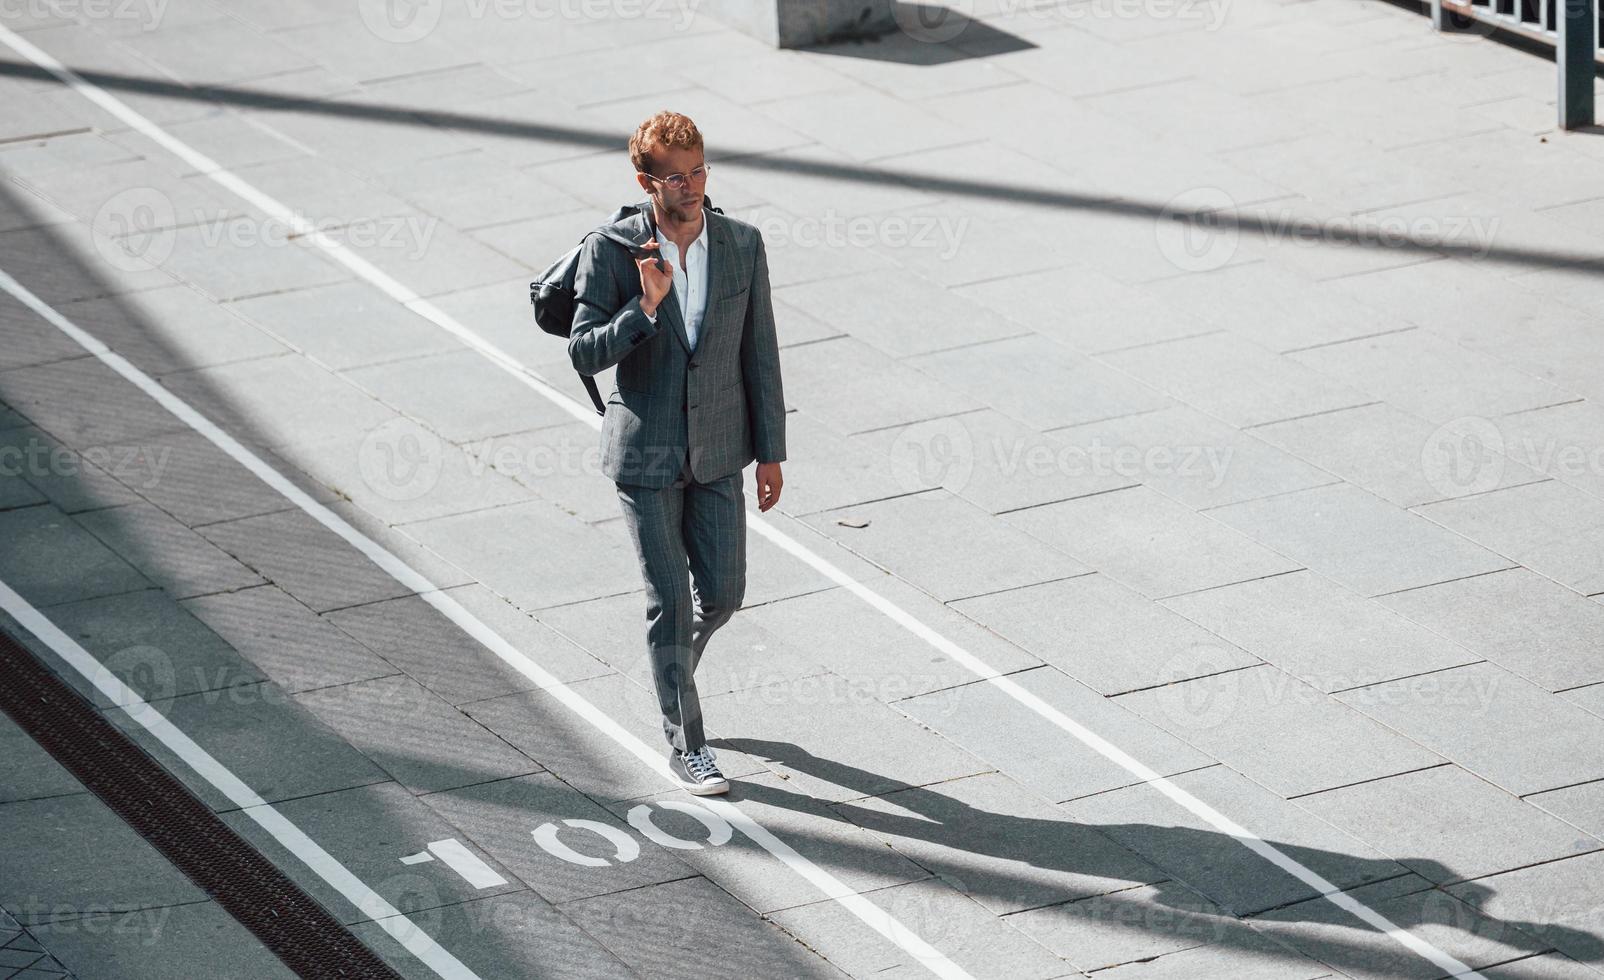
1431, 0, 1600, 127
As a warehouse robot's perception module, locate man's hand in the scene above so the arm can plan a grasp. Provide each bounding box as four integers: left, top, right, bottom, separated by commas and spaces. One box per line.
637, 239, 673, 316
755, 462, 783, 512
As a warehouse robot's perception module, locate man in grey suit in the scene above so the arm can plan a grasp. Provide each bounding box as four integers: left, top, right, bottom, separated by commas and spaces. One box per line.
568, 110, 786, 795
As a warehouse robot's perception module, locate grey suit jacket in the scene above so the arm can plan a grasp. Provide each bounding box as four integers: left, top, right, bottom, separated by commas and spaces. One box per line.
568, 202, 786, 489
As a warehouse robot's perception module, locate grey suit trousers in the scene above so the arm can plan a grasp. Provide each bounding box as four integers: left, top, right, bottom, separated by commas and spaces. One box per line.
615, 453, 746, 754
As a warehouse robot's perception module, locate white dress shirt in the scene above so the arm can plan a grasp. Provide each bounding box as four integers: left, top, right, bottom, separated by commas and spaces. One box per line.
642, 214, 710, 350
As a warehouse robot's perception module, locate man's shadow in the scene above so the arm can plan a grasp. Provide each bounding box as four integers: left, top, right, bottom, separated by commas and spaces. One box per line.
711, 737, 1602, 973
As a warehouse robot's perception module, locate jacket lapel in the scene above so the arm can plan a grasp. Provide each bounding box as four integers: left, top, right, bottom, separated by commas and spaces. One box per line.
624, 205, 690, 356
625, 204, 725, 358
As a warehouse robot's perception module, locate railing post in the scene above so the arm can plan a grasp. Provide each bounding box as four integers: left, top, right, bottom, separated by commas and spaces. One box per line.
1557, 0, 1597, 128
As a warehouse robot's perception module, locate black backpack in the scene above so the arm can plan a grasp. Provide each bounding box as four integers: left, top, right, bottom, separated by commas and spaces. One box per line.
531, 196, 724, 416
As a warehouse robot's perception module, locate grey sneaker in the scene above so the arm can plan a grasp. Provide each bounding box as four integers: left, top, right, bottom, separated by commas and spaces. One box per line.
670, 746, 729, 795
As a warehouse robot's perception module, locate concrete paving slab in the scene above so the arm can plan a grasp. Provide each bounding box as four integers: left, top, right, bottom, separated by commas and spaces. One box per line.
416, 771, 696, 907
220, 780, 523, 926
1005, 880, 1239, 974
217, 155, 420, 224
1087, 927, 1334, 980
198, 507, 416, 614
155, 353, 396, 452
326, 497, 478, 592
101, 679, 391, 812
399, 499, 639, 611
454, 420, 623, 525
0, 793, 206, 925
851, 408, 1137, 515
800, 489, 1087, 602
1252, 878, 1555, 980
42, 586, 267, 708
1337, 663, 1604, 796
343, 220, 530, 301
1416, 480, 1604, 598
180, 584, 400, 696
561, 875, 847, 979
395, 157, 587, 233
153, 221, 350, 304
1096, 331, 1373, 430
1206, 482, 1513, 597
0, 224, 177, 308
55, 284, 290, 377
778, 268, 1026, 359
771, 875, 1070, 980
325, 585, 612, 706
1252, 402, 1547, 508
1048, 404, 1336, 511
1288, 328, 1579, 426
93, 428, 307, 528
1143, 259, 1414, 355
910, 333, 1173, 432
603, 769, 928, 915
352, 890, 634, 980
0, 358, 188, 449
780, 335, 984, 436
1379, 568, 1604, 692
271, 421, 534, 527
0, 467, 47, 512
1064, 768, 1408, 916
294, 675, 543, 796
865, 200, 1074, 289
1562, 683, 1604, 719
950, 573, 1260, 696
1116, 665, 1445, 798
0, 505, 151, 608
737, 574, 1044, 699
1002, 485, 1301, 600
100, 111, 306, 173
1444, 851, 1604, 966
706, 678, 994, 805
1296, 765, 1600, 884
1161, 569, 1481, 693
30, 900, 296, 980
953, 263, 1214, 356
226, 280, 466, 372
0, 299, 87, 373
757, 412, 925, 518
1475, 951, 1604, 979
0, 425, 142, 515
1525, 781, 1604, 842
74, 501, 266, 600
534, 590, 831, 703
1486, 400, 1604, 501
463, 673, 765, 804
834, 771, 1167, 916
0, 712, 83, 805
897, 667, 1213, 803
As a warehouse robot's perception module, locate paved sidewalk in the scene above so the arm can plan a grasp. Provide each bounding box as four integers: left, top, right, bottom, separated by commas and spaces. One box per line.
2, 0, 1604, 978
0, 909, 73, 979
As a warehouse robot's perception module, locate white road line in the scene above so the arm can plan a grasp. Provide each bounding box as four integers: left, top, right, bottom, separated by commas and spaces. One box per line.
0, 573, 482, 980
0, 18, 1487, 980
0, 262, 971, 979
0, 261, 968, 980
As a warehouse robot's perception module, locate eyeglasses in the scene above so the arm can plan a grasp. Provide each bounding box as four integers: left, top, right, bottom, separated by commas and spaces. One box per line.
640, 162, 711, 191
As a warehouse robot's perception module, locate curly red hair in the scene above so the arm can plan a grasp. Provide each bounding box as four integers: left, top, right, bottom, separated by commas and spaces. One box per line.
629, 110, 704, 175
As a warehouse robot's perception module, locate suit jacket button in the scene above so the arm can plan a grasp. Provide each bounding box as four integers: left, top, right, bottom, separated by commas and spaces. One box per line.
689, 361, 699, 369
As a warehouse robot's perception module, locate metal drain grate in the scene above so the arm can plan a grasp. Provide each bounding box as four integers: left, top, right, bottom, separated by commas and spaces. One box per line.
0, 624, 407, 980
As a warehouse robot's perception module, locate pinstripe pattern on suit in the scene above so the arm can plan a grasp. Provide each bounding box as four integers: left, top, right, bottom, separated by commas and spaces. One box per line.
568, 201, 783, 754
569, 200, 786, 488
